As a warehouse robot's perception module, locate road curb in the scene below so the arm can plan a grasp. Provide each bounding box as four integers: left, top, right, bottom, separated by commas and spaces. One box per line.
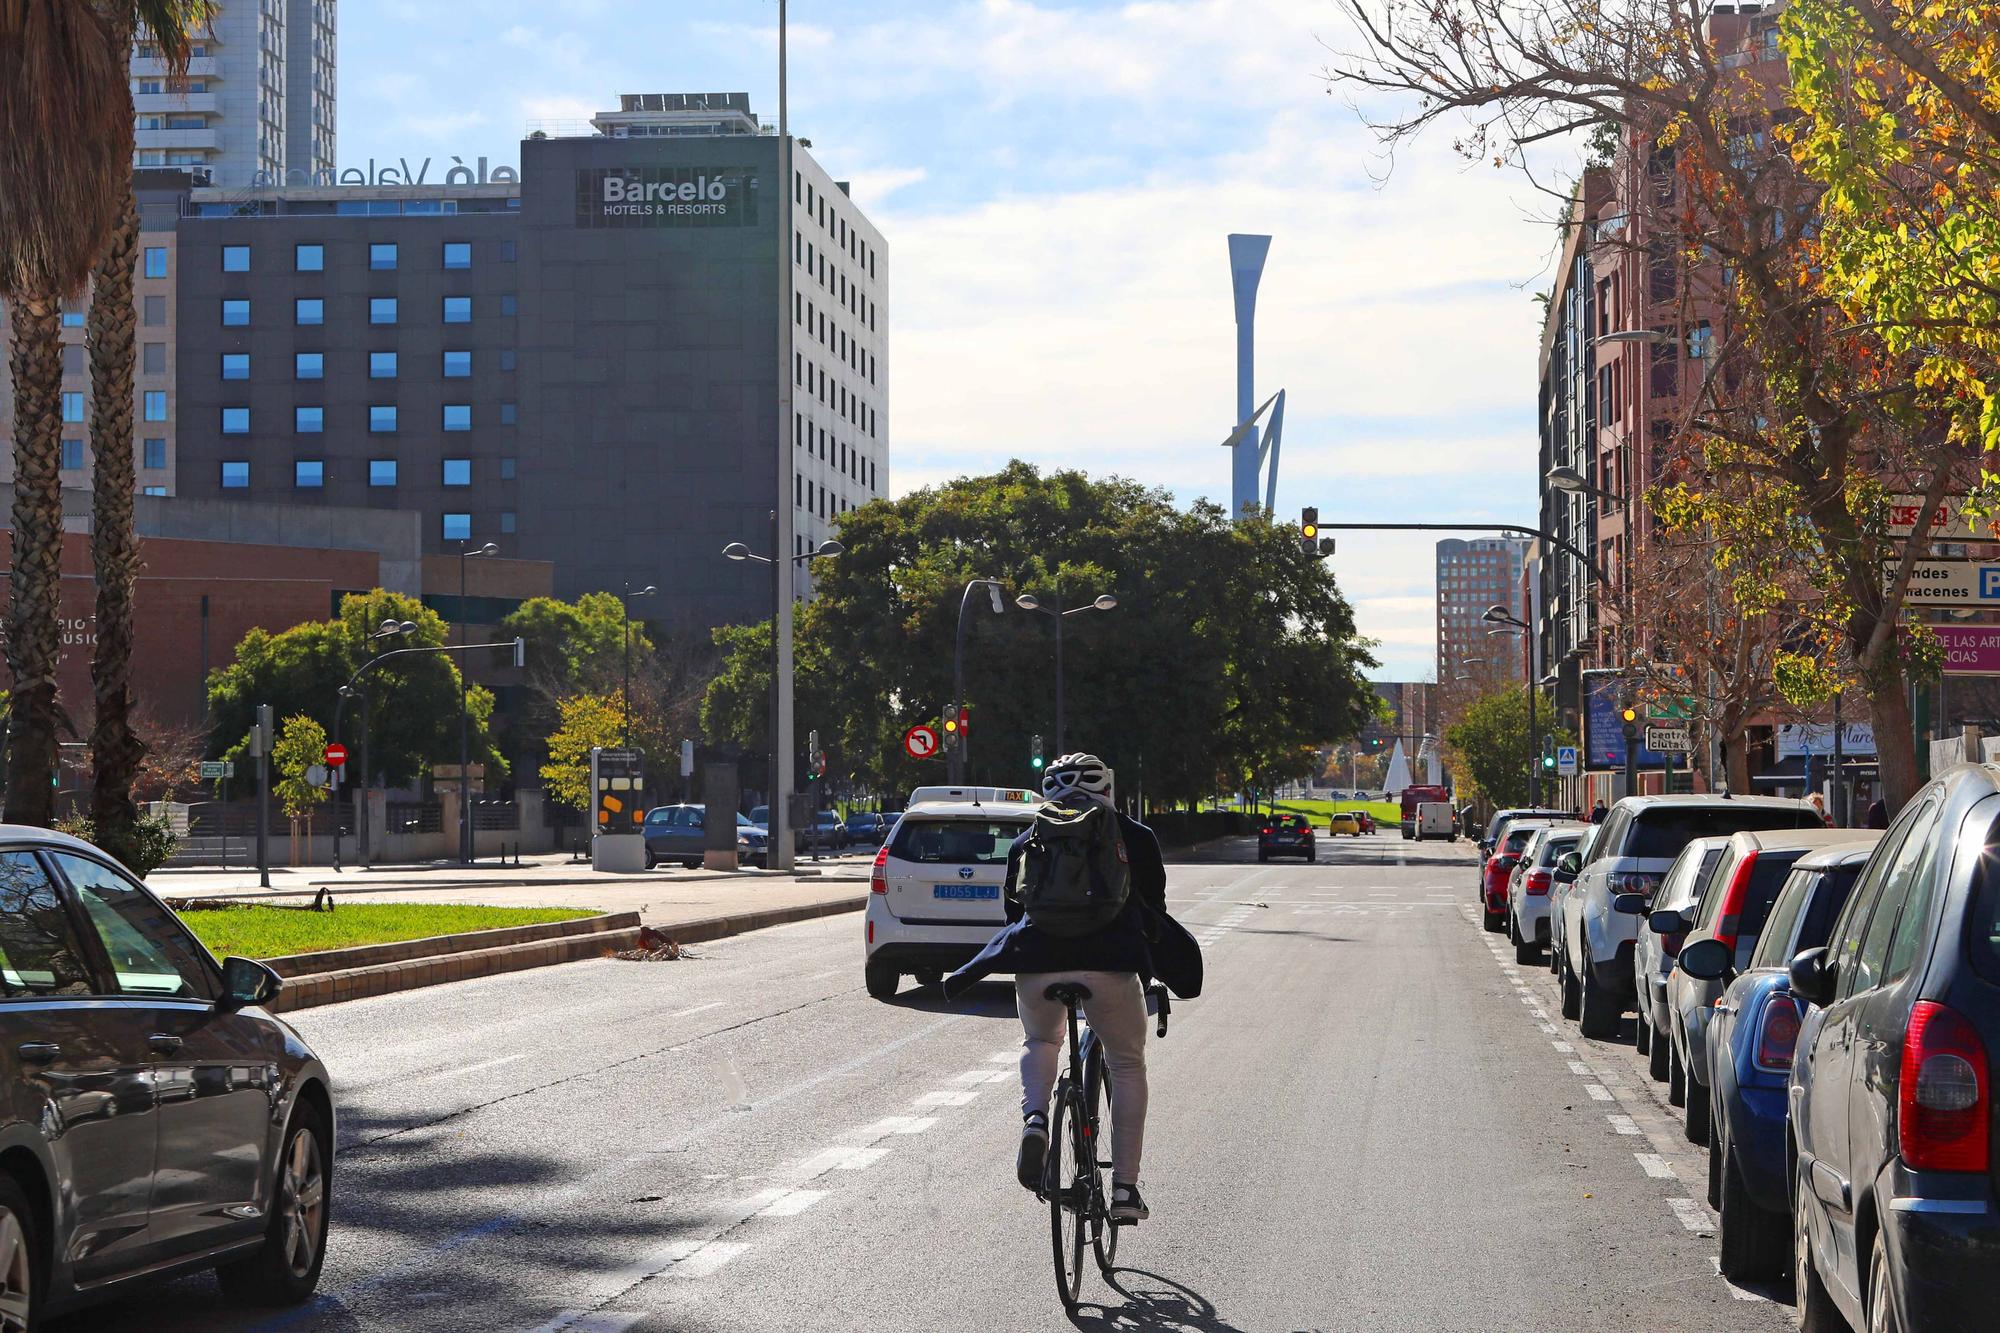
167, 870, 872, 901
266, 896, 866, 1012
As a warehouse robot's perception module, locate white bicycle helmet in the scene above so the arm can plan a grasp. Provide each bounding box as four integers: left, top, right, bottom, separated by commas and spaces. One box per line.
1041, 752, 1112, 802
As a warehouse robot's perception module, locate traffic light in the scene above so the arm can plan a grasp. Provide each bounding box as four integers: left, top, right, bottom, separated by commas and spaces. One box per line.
1620, 705, 1639, 743
1300, 507, 1319, 555
1542, 752, 1556, 771
806, 729, 821, 781
1031, 734, 1044, 770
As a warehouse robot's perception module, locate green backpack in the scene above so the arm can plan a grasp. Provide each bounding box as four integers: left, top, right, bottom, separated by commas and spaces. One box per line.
1012, 800, 1131, 938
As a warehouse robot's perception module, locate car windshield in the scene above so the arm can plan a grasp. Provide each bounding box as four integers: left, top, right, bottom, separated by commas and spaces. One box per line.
1626, 806, 1816, 859
736, 813, 755, 828
888, 818, 1030, 866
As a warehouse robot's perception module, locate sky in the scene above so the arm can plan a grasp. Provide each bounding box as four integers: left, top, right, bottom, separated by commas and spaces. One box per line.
337, 0, 1566, 681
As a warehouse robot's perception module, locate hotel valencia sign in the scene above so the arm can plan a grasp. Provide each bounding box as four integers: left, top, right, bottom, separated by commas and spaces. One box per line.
576, 166, 759, 227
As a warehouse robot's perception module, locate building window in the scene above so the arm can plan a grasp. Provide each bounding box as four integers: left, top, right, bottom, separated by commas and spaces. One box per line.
441, 513, 471, 541
296, 352, 323, 380
295, 298, 324, 326
443, 350, 471, 378
500, 511, 516, 534
443, 242, 471, 269
60, 440, 83, 472
142, 342, 166, 374
499, 240, 517, 262
369, 459, 397, 487
442, 404, 471, 431
143, 390, 167, 421
369, 242, 397, 271
143, 295, 165, 327
499, 294, 517, 316
295, 406, 323, 433
142, 485, 167, 497
442, 458, 471, 486
143, 247, 167, 279
295, 243, 324, 272
370, 351, 397, 379
220, 461, 249, 488
294, 460, 324, 488
221, 352, 249, 380
222, 245, 249, 272
369, 405, 397, 433
222, 299, 249, 326
370, 297, 397, 325
59, 392, 83, 423
499, 349, 516, 371
221, 406, 248, 434
443, 296, 471, 323
142, 439, 166, 470
498, 402, 516, 425
498, 457, 516, 480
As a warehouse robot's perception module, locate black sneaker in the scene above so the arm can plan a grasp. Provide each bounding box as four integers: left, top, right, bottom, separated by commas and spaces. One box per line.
1017, 1114, 1048, 1191
1109, 1181, 1149, 1222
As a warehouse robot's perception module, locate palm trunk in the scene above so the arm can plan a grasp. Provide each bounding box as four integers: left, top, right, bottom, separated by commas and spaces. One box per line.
87, 184, 146, 867
5, 297, 67, 825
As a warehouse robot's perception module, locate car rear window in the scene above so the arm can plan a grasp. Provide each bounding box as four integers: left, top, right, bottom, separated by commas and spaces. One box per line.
1625, 806, 1817, 859
1537, 834, 1581, 866
889, 819, 1030, 866
1503, 827, 1538, 854
1735, 852, 1809, 940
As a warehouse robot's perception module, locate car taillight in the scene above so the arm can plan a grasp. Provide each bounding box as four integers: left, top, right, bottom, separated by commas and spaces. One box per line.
870, 846, 889, 894
1753, 996, 1802, 1073
1900, 1000, 1989, 1173
1713, 851, 1759, 956
1261, 827, 1272, 835
1605, 871, 1665, 895
1525, 869, 1552, 895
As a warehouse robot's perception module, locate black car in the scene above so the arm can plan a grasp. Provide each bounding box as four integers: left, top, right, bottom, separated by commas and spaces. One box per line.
1789, 764, 2000, 1331
0, 829, 333, 1325
1257, 814, 1316, 863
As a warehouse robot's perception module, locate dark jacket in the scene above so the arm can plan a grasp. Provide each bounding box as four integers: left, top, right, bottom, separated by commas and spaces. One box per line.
944, 812, 1203, 1001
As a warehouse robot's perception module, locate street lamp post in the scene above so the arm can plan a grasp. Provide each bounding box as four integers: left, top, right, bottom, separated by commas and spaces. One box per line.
457, 540, 498, 864
620, 582, 657, 750
1484, 605, 1537, 806
331, 618, 416, 871
948, 579, 1006, 784
1014, 592, 1118, 755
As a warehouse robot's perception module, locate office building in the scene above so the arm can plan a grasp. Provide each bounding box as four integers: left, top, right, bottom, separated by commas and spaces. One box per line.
1436, 537, 1528, 686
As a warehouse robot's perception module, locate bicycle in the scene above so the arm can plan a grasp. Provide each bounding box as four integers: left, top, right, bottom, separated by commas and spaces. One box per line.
1038, 980, 1171, 1314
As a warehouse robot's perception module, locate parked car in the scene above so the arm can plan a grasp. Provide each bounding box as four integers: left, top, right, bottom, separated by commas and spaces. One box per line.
1675, 838, 1875, 1282
1480, 807, 1575, 860
1258, 814, 1316, 862
844, 811, 890, 846
1507, 824, 1587, 963
1350, 810, 1377, 834
808, 810, 851, 851
1415, 802, 1456, 841
864, 787, 1040, 999
1481, 821, 1553, 933
1548, 821, 1605, 977
1627, 835, 1733, 1083
1558, 794, 1820, 1038
1328, 812, 1362, 838
1781, 766, 2000, 1331
641, 805, 763, 869
0, 830, 335, 1325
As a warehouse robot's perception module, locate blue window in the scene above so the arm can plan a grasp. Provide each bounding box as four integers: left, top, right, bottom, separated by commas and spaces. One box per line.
443, 350, 471, 378
442, 458, 471, 486
143, 247, 167, 279
295, 406, 323, 433
498, 457, 516, 480
222, 299, 249, 326
443, 296, 471, 323
443, 404, 471, 431
142, 485, 167, 496
296, 352, 323, 379
500, 294, 517, 316
294, 460, 324, 488
499, 349, 516, 371
60, 308, 83, 328
60, 440, 83, 471
143, 390, 167, 421
295, 298, 323, 326
295, 243, 324, 272
222, 245, 249, 272
441, 513, 472, 541
443, 242, 471, 269
500, 511, 516, 534
369, 459, 397, 487
369, 405, 396, 432
370, 298, 397, 325
142, 438, 167, 470
221, 353, 249, 380
370, 243, 397, 270
220, 461, 249, 488
369, 351, 397, 379
61, 392, 83, 423
221, 406, 249, 434
498, 402, 517, 425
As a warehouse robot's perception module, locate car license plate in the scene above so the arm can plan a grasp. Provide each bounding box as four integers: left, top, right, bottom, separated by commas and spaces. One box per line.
933, 883, 998, 901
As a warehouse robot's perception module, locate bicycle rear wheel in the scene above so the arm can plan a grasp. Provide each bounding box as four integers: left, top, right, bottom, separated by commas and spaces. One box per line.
1047, 1078, 1089, 1312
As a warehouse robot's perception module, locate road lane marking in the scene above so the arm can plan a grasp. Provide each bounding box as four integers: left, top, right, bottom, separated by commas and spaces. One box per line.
1667, 1197, 1716, 1233
913, 1090, 978, 1108
672, 1241, 749, 1278
532, 1311, 651, 1333
1710, 1257, 1776, 1302
1636, 1153, 1677, 1179
757, 1189, 826, 1218
951, 1069, 1011, 1085
861, 1116, 938, 1136
1568, 1061, 1592, 1075
1551, 1040, 1574, 1053
1608, 1114, 1642, 1135
669, 1002, 726, 1018
1584, 1084, 1614, 1101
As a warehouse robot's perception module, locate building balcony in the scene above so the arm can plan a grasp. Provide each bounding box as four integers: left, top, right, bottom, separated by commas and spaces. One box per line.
134, 91, 217, 114
129, 55, 217, 78
136, 128, 218, 151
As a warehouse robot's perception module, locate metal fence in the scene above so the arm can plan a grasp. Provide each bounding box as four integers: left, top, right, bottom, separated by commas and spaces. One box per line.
470, 799, 519, 831
386, 801, 443, 834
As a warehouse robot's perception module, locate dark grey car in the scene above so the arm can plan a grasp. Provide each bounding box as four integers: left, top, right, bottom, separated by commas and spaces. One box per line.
0, 828, 333, 1327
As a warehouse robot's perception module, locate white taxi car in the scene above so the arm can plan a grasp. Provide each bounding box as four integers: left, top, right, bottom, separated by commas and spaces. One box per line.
864, 785, 1040, 1000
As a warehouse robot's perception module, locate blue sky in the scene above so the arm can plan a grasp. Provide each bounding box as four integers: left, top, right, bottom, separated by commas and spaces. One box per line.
339, 0, 1562, 679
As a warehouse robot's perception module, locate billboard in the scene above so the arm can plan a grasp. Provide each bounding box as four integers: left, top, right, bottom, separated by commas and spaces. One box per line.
1581, 669, 1671, 770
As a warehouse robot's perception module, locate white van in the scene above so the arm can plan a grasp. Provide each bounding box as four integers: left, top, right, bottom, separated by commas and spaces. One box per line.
1416, 802, 1456, 841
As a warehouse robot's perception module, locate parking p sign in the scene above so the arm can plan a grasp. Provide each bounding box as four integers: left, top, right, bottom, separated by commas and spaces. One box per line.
1556, 746, 1579, 777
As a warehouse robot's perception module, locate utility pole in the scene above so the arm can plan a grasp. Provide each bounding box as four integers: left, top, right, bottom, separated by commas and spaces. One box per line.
772, 0, 798, 873
253, 703, 272, 888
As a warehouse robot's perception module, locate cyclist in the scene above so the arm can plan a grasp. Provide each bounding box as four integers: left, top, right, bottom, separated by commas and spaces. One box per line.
944, 753, 1200, 1224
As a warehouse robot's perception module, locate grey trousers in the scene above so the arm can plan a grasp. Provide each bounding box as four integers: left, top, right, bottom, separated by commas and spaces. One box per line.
1016, 970, 1149, 1184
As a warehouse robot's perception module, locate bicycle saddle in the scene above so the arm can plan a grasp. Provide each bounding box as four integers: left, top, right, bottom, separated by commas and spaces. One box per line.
1044, 982, 1093, 1004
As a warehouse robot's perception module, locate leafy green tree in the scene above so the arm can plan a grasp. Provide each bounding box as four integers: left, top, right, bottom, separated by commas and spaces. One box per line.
271, 714, 328, 821
702, 463, 1380, 807
541, 694, 626, 813
1444, 689, 1574, 811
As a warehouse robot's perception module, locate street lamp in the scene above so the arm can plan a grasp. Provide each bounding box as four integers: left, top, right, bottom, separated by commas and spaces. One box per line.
1014, 592, 1118, 755
619, 582, 657, 749
331, 618, 417, 870
1483, 603, 1539, 805
947, 579, 1006, 784
456, 540, 498, 864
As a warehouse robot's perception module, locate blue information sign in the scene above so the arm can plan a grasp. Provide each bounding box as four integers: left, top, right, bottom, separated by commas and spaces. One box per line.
1582, 671, 1670, 770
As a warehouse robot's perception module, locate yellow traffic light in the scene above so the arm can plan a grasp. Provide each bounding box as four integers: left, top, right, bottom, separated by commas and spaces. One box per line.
942, 717, 959, 734
1621, 707, 1638, 724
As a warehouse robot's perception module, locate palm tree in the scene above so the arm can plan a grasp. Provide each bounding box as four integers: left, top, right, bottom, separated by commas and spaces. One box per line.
85, 1, 209, 865
0, 0, 132, 825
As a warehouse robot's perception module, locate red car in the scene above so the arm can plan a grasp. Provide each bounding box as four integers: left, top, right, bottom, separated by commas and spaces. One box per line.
1481, 823, 1548, 932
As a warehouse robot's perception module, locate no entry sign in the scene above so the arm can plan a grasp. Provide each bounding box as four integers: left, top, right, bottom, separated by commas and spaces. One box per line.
903, 725, 939, 760
324, 742, 349, 768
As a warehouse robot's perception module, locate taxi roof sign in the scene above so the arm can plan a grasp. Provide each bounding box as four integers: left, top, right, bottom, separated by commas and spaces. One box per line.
906, 785, 1041, 808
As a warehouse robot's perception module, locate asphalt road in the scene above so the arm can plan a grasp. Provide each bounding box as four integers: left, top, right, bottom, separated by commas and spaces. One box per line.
69, 830, 1793, 1332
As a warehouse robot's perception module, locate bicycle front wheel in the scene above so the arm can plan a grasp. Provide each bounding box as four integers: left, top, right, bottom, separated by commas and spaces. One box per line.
1047, 1078, 1088, 1312
1087, 1053, 1118, 1274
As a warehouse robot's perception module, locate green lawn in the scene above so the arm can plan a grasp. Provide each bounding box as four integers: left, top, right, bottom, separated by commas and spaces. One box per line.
176, 903, 601, 961
1225, 798, 1404, 825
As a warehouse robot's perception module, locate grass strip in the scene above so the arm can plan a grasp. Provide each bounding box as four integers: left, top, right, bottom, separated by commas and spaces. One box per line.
176, 902, 601, 961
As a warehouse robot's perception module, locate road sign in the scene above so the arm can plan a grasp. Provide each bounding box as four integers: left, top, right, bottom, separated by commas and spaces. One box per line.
323, 742, 348, 768
198, 760, 234, 780
1887, 561, 2000, 606
680, 738, 695, 777
304, 763, 330, 788
904, 724, 940, 760
1886, 493, 1983, 540
1556, 746, 1579, 777
1645, 725, 1692, 755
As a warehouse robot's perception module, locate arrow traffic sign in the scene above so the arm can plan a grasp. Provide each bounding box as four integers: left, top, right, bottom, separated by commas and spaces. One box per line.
324, 742, 349, 768
903, 724, 940, 760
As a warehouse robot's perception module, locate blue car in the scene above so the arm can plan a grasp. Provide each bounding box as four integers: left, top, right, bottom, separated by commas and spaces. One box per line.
1678, 838, 1872, 1282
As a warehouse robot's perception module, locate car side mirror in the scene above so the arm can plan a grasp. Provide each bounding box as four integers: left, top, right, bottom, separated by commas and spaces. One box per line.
1557, 852, 1581, 876
1788, 946, 1837, 1008
1612, 893, 1649, 916
219, 955, 281, 1010
1648, 908, 1691, 936
1677, 938, 1733, 982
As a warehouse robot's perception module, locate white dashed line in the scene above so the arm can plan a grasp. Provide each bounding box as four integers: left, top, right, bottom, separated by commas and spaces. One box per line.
757, 1189, 827, 1218
912, 1090, 978, 1108
950, 1069, 1011, 1085
1584, 1084, 1614, 1102
671, 1241, 749, 1278
1568, 1061, 1592, 1076
1668, 1197, 1717, 1233
1635, 1153, 1677, 1180
667, 1002, 725, 1019
1551, 1040, 1574, 1053
1608, 1114, 1642, 1135
860, 1116, 937, 1136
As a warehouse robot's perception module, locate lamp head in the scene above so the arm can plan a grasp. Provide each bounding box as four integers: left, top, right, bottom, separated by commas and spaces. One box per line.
815, 540, 845, 558
1093, 594, 1119, 612
398, 620, 417, 635
1547, 466, 1588, 493
639, 585, 657, 597
1482, 604, 1512, 623
723, 542, 751, 561
986, 583, 1004, 615
1015, 594, 1041, 612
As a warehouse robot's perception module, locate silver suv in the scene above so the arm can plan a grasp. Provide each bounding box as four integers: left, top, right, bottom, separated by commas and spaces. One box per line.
1558, 795, 1820, 1038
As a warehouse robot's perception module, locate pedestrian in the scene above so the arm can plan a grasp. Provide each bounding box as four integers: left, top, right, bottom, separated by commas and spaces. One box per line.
1806, 791, 1830, 826
1590, 799, 1608, 824
1866, 796, 1888, 829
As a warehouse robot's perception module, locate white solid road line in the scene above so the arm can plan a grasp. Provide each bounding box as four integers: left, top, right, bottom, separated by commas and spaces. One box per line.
668, 1001, 726, 1018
